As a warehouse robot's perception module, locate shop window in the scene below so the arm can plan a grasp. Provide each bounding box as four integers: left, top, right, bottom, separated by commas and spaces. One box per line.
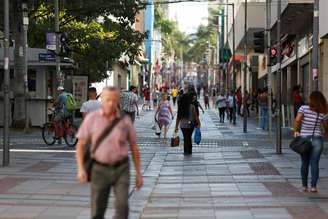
28, 69, 37, 92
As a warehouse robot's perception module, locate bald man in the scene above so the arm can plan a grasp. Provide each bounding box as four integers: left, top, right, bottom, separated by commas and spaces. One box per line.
76, 87, 143, 219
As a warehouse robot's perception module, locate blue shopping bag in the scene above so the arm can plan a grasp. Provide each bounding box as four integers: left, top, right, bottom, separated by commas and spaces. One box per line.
194, 128, 201, 145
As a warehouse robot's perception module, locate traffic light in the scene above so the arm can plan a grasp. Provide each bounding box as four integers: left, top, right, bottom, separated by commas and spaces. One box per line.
253, 31, 265, 53
59, 32, 71, 56
270, 47, 277, 65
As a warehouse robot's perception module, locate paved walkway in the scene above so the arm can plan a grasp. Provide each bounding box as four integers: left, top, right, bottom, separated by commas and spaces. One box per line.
0, 107, 328, 219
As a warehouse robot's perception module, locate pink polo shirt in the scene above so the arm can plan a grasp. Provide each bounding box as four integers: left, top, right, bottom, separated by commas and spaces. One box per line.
76, 109, 137, 165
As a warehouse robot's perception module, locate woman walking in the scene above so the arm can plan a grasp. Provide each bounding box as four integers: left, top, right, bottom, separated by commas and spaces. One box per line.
155, 94, 174, 139
175, 91, 201, 155
294, 91, 328, 193
216, 92, 227, 123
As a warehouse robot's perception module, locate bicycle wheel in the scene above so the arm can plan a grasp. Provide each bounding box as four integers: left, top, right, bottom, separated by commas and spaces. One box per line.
42, 123, 56, 145
64, 123, 78, 147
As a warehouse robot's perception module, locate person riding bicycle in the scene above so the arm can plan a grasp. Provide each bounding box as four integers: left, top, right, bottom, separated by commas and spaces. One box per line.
54, 86, 75, 139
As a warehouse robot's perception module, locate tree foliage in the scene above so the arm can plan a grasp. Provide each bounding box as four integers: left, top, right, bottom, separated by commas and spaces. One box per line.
17, 0, 147, 82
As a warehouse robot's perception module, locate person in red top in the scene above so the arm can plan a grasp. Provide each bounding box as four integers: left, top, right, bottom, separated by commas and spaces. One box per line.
236, 87, 242, 115
143, 86, 151, 110
293, 85, 304, 118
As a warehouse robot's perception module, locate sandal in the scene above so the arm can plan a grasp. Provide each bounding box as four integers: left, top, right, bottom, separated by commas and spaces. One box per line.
310, 187, 318, 193
302, 187, 308, 192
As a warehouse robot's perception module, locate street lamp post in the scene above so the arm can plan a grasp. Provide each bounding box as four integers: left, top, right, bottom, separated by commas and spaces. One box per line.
243, 0, 248, 133
22, 2, 30, 133
312, 0, 319, 90
3, 0, 10, 166
276, 0, 282, 154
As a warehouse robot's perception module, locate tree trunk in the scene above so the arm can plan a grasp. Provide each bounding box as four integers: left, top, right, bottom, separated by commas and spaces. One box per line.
12, 0, 27, 128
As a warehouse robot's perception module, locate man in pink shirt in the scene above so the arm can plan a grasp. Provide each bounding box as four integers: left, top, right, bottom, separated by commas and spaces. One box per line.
76, 87, 143, 219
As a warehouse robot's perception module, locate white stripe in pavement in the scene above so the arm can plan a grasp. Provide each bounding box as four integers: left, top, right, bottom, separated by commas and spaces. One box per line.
0, 149, 75, 153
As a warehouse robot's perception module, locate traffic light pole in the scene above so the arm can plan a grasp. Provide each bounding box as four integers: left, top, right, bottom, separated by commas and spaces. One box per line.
243, 0, 248, 133
266, 0, 272, 140
3, 0, 10, 166
276, 0, 282, 154
55, 0, 63, 87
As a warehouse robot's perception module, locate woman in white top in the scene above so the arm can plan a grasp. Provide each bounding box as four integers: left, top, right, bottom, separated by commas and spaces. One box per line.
294, 91, 328, 193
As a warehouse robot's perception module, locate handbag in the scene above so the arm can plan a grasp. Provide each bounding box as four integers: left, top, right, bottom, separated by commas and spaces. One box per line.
194, 128, 201, 145
289, 113, 319, 155
84, 115, 123, 182
171, 133, 180, 147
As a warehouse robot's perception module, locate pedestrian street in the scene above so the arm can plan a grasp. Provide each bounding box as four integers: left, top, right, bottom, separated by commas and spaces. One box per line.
0, 109, 328, 219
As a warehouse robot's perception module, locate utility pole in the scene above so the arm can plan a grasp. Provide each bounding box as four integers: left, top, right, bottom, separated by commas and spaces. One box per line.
312, 0, 319, 90
3, 0, 10, 166
232, 3, 236, 125
55, 0, 63, 87
266, 0, 272, 139
22, 2, 30, 133
243, 0, 248, 133
225, 1, 229, 94
276, 0, 282, 154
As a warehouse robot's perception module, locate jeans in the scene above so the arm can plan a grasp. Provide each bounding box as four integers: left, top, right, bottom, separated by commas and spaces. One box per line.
181, 128, 194, 155
227, 107, 234, 123
219, 107, 226, 122
260, 106, 268, 130
301, 136, 323, 187
91, 159, 130, 219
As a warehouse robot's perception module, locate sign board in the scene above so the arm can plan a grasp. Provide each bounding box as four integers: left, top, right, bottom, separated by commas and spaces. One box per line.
46, 33, 56, 51
72, 75, 88, 108
39, 53, 55, 62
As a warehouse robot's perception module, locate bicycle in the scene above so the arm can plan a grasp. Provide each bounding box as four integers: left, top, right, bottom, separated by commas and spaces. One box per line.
42, 108, 78, 147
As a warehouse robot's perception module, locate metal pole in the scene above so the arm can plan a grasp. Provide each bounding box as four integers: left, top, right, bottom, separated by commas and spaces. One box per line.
266, 0, 272, 139
232, 3, 237, 125
22, 3, 30, 133
243, 0, 248, 133
276, 0, 282, 154
232, 4, 236, 91
3, 0, 10, 166
225, 1, 229, 94
55, 0, 63, 87
312, 0, 319, 90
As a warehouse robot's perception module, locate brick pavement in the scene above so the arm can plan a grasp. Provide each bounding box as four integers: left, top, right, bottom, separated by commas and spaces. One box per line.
0, 107, 328, 218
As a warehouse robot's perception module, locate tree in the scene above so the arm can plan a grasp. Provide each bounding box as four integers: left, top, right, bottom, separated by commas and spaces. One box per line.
3, 0, 146, 127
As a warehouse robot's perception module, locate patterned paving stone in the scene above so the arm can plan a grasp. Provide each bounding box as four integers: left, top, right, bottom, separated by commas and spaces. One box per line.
249, 162, 281, 175
287, 206, 328, 219
22, 161, 58, 172
0, 177, 28, 193
263, 182, 303, 197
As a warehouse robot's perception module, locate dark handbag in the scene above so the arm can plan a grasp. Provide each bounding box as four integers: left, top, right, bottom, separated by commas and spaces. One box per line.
171, 133, 180, 147
84, 115, 123, 182
289, 113, 319, 155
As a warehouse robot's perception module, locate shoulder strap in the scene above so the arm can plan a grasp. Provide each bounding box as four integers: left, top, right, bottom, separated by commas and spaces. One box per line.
312, 112, 320, 137
91, 112, 125, 155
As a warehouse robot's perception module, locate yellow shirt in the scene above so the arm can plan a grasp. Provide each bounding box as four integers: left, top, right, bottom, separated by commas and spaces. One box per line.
172, 89, 178, 97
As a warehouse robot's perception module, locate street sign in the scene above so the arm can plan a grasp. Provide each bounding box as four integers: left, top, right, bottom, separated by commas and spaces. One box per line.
39, 53, 55, 62
46, 33, 56, 50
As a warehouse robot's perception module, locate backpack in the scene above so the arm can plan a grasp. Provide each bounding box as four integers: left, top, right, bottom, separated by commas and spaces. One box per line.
65, 93, 76, 111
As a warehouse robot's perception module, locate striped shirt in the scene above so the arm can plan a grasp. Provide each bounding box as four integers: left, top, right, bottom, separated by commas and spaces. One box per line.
298, 105, 328, 137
